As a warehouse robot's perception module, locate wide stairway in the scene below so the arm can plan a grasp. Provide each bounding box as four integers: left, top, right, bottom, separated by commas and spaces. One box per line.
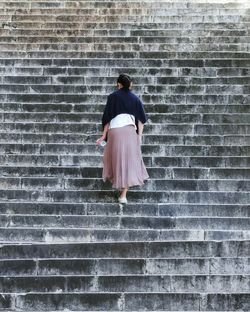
0, 0, 250, 310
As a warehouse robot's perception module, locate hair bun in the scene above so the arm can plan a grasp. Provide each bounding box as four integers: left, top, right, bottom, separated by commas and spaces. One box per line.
117, 74, 132, 90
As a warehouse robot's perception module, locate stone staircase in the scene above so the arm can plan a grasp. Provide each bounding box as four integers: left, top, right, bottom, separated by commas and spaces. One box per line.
0, 0, 250, 310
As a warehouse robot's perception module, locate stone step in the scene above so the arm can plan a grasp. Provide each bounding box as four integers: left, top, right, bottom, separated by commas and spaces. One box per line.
1, 48, 249, 59
0, 7, 249, 15
2, 76, 250, 86
1, 214, 250, 230
1, 84, 249, 95
0, 228, 250, 243
0, 240, 249, 259
1, 21, 249, 32
0, 292, 249, 312
0, 155, 249, 168
1, 28, 249, 37
133, 28, 250, 36
0, 310, 245, 312
1, 103, 249, 114
2, 14, 249, 22
1, 123, 250, 135
1, 20, 250, 28
0, 77, 249, 88
0, 202, 250, 218
1, 112, 250, 124
3, 83, 250, 93
0, 257, 249, 276
1, 51, 250, 60
1, 58, 250, 67
1, 68, 250, 79
1, 143, 250, 156
0, 275, 249, 293
0, 50, 249, 62
0, 66, 238, 78
1, 43, 249, 53
10, 12, 246, 22
0, 2, 242, 10
1, 189, 250, 204
2, 94, 250, 105
2, 6, 247, 13
141, 36, 250, 44
0, 228, 248, 242
1, 133, 250, 146
1, 177, 250, 192
0, 0, 249, 8
0, 2, 248, 11
0, 36, 250, 45
1, 166, 250, 179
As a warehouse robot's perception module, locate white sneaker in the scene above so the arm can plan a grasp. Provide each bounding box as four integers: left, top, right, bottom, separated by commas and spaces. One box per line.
118, 197, 128, 204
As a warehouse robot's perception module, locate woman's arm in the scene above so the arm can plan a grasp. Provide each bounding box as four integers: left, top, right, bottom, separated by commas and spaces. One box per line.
96, 123, 109, 145
137, 120, 144, 143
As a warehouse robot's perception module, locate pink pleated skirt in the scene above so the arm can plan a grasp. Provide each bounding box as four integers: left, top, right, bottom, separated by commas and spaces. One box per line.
102, 125, 149, 189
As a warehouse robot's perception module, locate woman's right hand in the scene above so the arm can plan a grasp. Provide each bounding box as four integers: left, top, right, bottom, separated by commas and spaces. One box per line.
96, 136, 106, 146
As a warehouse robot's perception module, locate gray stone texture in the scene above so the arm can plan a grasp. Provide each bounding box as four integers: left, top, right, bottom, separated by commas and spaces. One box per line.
0, 0, 250, 310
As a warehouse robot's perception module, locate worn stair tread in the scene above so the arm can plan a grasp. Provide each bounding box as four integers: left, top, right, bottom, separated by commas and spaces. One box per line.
0, 202, 249, 217
0, 273, 249, 276
0, 256, 249, 274
1, 214, 250, 219
0, 229, 249, 243
0, 201, 248, 211
1, 189, 250, 205
1, 29, 249, 35
1, 215, 250, 231
0, 0, 249, 308
0, 275, 250, 293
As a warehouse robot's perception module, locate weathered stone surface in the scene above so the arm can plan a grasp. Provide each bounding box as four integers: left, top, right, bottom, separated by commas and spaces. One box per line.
0, 0, 249, 310
15, 293, 121, 311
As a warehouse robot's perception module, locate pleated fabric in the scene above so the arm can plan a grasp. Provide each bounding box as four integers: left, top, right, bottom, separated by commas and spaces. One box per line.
102, 125, 149, 189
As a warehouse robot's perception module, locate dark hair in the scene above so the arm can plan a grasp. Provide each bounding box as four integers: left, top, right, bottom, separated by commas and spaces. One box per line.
117, 74, 132, 91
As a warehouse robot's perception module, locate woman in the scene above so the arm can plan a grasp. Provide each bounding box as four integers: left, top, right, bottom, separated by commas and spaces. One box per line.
96, 74, 149, 204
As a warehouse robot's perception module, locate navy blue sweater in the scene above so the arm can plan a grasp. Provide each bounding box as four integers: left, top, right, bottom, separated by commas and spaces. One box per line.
102, 88, 147, 133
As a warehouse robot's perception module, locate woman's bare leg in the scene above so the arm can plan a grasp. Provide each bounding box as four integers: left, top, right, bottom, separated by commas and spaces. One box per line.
120, 188, 128, 198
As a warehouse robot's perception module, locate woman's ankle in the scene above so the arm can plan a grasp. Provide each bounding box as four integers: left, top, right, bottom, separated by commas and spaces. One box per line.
120, 188, 128, 198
